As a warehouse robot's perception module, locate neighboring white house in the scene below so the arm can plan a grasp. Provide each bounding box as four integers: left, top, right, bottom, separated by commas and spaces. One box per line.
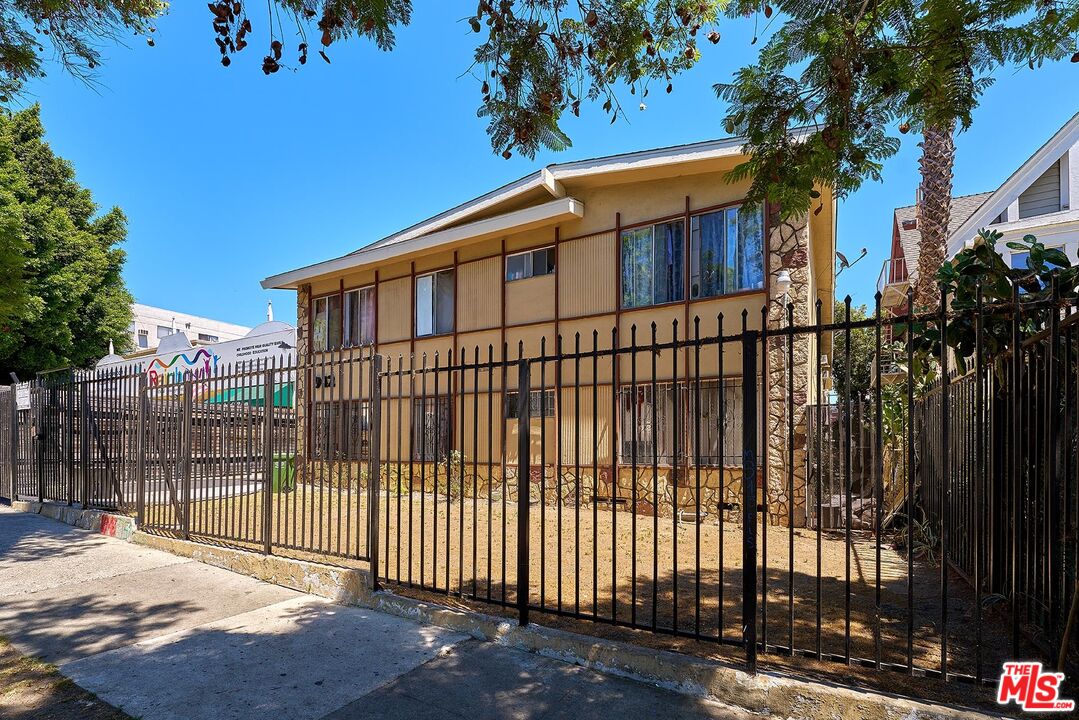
880, 110, 1079, 308
128, 303, 251, 351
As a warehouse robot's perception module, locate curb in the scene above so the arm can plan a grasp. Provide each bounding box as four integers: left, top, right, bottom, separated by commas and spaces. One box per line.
8, 503, 1003, 720
11, 500, 136, 540
365, 590, 1001, 720
130, 532, 371, 606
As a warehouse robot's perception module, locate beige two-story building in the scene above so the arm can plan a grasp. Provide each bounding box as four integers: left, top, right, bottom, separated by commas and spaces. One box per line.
262, 137, 836, 526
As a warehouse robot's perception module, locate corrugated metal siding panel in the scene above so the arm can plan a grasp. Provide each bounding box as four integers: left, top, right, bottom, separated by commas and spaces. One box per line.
1019, 161, 1061, 219
505, 275, 555, 325
458, 256, 502, 332
559, 232, 616, 317
378, 277, 411, 343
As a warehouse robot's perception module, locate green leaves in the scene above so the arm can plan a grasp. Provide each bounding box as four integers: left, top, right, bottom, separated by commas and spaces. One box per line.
472, 1, 723, 158
0, 106, 133, 379
717, 0, 1079, 219
906, 228, 1079, 380
0, 1, 164, 102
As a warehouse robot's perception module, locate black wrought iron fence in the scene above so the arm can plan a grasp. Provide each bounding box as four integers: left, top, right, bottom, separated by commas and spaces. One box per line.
919, 289, 1079, 682
1, 289, 1076, 688
373, 321, 764, 650
0, 387, 12, 503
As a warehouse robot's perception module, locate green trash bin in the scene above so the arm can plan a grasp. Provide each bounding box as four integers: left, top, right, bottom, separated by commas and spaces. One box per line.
272, 453, 296, 492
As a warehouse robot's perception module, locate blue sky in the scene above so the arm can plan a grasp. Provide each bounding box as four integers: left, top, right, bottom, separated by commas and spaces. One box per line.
20, 3, 1078, 327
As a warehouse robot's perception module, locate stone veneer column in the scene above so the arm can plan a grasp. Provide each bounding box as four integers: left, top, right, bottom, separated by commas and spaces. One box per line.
765, 213, 811, 527
295, 283, 310, 483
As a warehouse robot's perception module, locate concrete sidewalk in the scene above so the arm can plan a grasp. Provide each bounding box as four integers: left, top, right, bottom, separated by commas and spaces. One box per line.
0, 507, 748, 720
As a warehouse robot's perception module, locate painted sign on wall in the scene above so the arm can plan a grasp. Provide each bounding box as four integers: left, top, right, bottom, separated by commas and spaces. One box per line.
96, 321, 296, 398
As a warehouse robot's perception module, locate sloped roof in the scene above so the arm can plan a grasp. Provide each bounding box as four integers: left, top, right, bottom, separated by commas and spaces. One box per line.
946, 110, 1079, 255
262, 128, 818, 289
893, 192, 993, 274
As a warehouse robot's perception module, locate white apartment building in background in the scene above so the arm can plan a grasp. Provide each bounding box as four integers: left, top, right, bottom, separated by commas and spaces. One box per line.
128, 303, 251, 352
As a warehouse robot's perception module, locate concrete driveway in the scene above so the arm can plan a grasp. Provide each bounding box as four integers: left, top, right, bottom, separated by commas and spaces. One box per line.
0, 507, 749, 720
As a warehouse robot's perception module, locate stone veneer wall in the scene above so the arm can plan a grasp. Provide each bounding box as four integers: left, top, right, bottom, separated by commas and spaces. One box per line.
296, 283, 310, 483
765, 213, 811, 527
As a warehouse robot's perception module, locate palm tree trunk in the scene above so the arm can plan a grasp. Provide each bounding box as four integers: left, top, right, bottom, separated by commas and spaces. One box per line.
915, 122, 956, 311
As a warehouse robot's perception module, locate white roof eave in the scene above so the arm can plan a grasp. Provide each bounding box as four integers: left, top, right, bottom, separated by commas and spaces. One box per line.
262, 196, 584, 289
261, 129, 820, 291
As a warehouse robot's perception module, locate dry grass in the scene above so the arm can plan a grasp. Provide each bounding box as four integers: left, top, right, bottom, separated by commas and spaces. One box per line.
0, 637, 132, 720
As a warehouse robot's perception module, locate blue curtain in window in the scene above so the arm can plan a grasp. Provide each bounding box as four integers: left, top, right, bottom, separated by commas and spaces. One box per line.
621, 228, 653, 308
694, 211, 725, 298
654, 221, 684, 303
724, 209, 741, 292
724, 206, 765, 292
737, 206, 765, 290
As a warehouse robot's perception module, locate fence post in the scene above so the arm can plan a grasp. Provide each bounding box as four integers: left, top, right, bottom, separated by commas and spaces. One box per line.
516, 359, 531, 626
1009, 282, 1021, 657
65, 379, 74, 506
80, 382, 90, 508
742, 330, 759, 674
136, 373, 147, 526
368, 353, 382, 589
182, 378, 192, 541
10, 390, 18, 502
36, 385, 44, 504
263, 362, 274, 555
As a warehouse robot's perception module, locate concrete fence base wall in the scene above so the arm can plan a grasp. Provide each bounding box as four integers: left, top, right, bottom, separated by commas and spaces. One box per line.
11, 500, 136, 540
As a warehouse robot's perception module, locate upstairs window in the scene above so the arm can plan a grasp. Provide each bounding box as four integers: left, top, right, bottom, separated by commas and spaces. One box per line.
690, 204, 765, 299
313, 295, 342, 351
137, 330, 149, 348
506, 247, 555, 282
156, 325, 172, 339
198, 333, 219, 342
621, 220, 685, 308
344, 286, 375, 347
415, 269, 454, 337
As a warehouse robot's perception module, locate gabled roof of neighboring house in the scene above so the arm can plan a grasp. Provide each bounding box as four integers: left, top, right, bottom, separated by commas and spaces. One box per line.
946, 110, 1079, 256
262, 129, 818, 290
893, 192, 993, 275
891, 109, 1079, 272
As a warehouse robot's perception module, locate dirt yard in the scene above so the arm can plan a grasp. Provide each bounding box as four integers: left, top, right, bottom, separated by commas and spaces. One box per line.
375, 488, 1014, 678
149, 482, 1018, 685
0, 637, 131, 720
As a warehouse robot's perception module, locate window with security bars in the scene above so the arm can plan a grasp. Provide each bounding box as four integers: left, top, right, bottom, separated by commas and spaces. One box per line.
618, 379, 745, 466
311, 401, 370, 460
503, 389, 556, 419
411, 396, 453, 461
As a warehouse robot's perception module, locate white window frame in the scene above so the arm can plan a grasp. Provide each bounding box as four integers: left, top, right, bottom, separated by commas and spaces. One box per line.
505, 246, 556, 282
415, 269, 455, 337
